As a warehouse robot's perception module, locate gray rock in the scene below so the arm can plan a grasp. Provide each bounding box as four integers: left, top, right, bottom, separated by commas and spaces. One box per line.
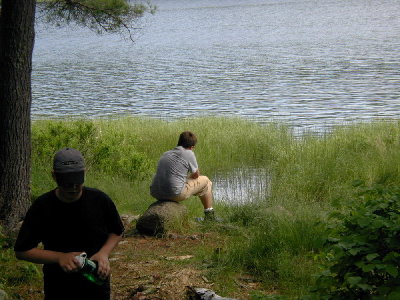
136, 200, 188, 235
120, 214, 140, 229
0, 289, 9, 300
187, 287, 237, 300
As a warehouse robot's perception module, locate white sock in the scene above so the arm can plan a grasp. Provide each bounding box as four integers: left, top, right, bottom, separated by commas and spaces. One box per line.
204, 208, 214, 212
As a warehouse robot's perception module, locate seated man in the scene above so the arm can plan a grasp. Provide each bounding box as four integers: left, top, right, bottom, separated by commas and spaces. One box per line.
14, 147, 124, 300
150, 131, 216, 220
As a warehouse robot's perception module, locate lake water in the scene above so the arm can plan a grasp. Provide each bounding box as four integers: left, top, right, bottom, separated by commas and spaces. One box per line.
212, 168, 271, 204
32, 0, 400, 135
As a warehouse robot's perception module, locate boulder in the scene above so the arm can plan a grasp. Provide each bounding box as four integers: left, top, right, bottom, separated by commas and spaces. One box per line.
0, 289, 9, 300
136, 200, 188, 235
120, 214, 140, 230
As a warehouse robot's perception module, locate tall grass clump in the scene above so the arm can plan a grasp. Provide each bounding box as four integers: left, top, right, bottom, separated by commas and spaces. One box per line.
92, 116, 293, 173
271, 121, 400, 207
215, 205, 327, 297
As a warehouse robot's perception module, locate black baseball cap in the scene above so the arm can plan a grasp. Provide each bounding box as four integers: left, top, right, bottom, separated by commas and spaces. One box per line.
53, 148, 85, 185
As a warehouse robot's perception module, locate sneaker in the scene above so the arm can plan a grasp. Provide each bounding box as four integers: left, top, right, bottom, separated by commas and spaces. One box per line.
204, 210, 223, 222
204, 209, 216, 221
195, 210, 223, 223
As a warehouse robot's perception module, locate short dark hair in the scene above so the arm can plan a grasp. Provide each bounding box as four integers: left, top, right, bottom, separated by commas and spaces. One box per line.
177, 131, 197, 148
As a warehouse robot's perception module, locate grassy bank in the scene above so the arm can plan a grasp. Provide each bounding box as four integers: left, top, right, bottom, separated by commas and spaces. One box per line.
31, 117, 292, 215
2, 117, 400, 298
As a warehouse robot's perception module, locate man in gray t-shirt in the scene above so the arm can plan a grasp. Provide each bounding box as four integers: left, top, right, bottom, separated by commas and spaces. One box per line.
150, 131, 215, 220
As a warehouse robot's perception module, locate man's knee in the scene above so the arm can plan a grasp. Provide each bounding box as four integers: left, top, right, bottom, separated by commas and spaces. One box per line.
196, 176, 212, 197
199, 175, 212, 186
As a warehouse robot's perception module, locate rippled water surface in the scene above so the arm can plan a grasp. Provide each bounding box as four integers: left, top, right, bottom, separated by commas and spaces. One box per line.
32, 0, 400, 133
213, 168, 270, 204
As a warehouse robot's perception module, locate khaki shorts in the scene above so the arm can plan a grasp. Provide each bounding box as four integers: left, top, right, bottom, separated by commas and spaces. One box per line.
171, 176, 212, 201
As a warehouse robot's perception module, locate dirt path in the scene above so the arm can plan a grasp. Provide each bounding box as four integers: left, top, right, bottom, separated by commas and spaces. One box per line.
13, 229, 265, 299
111, 231, 263, 300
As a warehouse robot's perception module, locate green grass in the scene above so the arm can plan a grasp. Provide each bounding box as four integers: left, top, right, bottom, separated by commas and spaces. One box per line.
8, 116, 399, 298
0, 227, 42, 298
271, 121, 400, 208
217, 204, 328, 297
31, 117, 291, 214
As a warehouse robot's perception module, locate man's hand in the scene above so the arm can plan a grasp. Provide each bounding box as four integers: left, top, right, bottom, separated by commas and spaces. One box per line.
90, 252, 110, 280
89, 233, 122, 280
58, 252, 83, 273
190, 169, 200, 179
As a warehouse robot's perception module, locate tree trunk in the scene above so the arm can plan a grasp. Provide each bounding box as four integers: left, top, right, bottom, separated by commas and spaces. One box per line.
0, 0, 36, 232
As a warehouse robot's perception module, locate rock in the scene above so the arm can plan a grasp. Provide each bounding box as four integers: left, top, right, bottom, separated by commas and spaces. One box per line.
120, 214, 140, 230
164, 255, 194, 261
0, 289, 9, 300
186, 287, 237, 300
136, 200, 188, 235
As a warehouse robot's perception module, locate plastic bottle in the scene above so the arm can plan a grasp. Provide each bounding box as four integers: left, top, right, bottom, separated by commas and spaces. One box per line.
75, 252, 105, 285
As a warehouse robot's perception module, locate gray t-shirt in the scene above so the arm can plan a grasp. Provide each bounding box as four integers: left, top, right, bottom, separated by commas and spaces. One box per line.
150, 146, 198, 199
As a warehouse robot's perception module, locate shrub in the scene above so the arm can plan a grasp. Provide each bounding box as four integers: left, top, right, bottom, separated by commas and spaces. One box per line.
32, 119, 96, 162
32, 119, 152, 181
309, 184, 400, 299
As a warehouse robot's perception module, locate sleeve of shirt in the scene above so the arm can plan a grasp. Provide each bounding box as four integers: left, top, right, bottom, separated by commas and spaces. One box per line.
14, 201, 43, 252
186, 150, 198, 173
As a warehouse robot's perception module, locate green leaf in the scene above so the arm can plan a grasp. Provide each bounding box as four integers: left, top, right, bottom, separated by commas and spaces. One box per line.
356, 283, 372, 291
327, 237, 340, 243
383, 252, 400, 262
347, 276, 362, 286
366, 253, 379, 261
374, 263, 386, 270
356, 217, 371, 227
385, 265, 398, 277
355, 261, 375, 273
388, 291, 400, 300
360, 263, 375, 272
348, 248, 361, 256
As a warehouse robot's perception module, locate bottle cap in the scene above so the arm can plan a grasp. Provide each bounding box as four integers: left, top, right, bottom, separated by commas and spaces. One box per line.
75, 252, 87, 269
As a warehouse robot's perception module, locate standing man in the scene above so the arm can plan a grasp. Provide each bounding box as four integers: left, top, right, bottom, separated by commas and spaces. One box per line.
150, 131, 216, 220
14, 148, 124, 300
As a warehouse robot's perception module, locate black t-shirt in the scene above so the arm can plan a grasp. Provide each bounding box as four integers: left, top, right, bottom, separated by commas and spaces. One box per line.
14, 187, 124, 300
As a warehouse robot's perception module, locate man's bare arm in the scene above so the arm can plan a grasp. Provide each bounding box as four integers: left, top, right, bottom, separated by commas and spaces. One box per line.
90, 233, 123, 279
15, 248, 82, 272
